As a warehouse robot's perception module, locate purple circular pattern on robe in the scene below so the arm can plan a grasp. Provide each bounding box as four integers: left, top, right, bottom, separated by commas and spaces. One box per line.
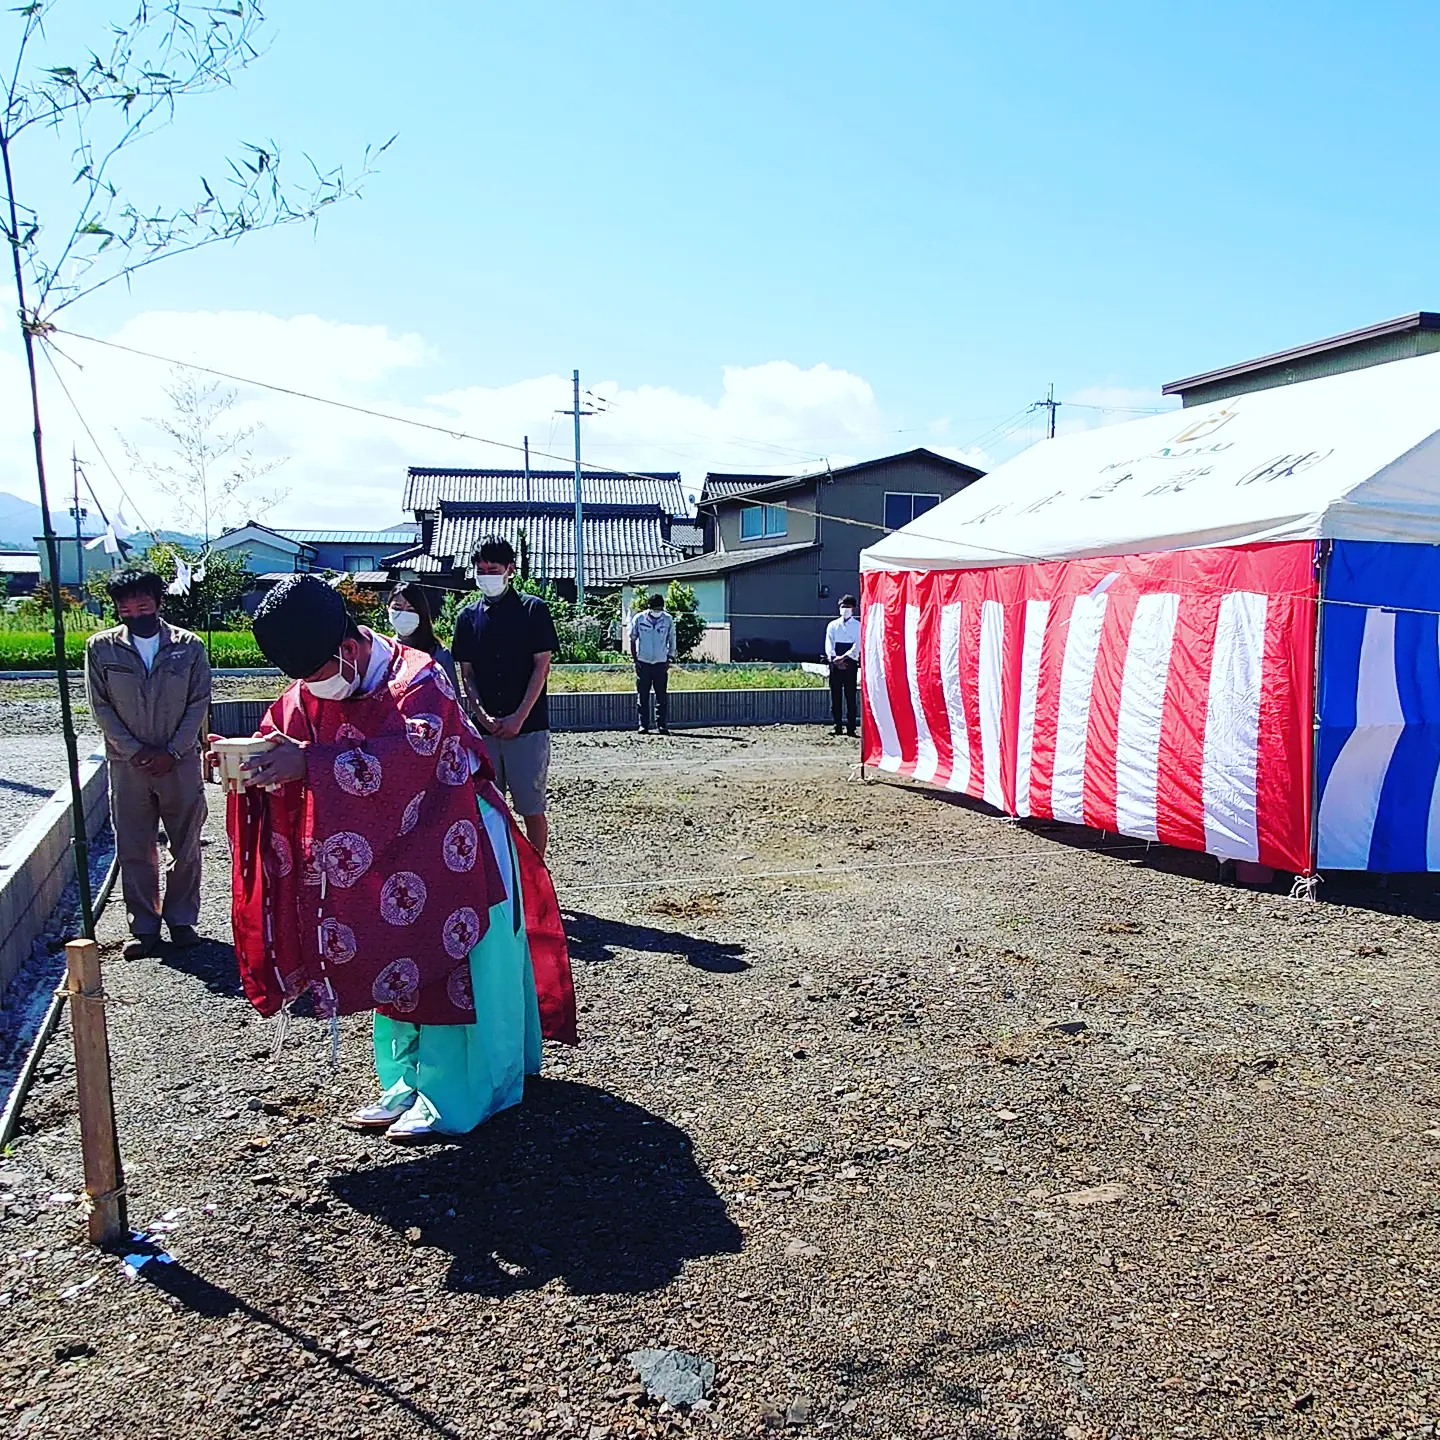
380, 870, 428, 925
318, 917, 357, 965
446, 961, 475, 1013
435, 735, 468, 786
372, 957, 420, 1013
321, 832, 373, 888
266, 832, 293, 878
427, 665, 457, 702
442, 905, 482, 959
443, 819, 479, 873
405, 713, 443, 757
398, 790, 426, 837
301, 839, 323, 888
334, 747, 383, 797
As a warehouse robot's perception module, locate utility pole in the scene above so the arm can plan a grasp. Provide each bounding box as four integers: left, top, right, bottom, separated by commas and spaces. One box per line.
558, 370, 599, 608
523, 435, 531, 505
68, 450, 88, 592
1031, 383, 1060, 440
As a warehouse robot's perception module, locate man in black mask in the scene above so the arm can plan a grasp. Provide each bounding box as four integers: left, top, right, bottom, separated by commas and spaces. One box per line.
85, 568, 212, 958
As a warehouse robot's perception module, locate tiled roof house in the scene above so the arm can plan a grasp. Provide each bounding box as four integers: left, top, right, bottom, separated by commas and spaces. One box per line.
387, 467, 702, 596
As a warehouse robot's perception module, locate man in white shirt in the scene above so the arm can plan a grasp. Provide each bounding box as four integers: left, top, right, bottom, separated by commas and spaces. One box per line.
824, 594, 861, 738
629, 592, 678, 734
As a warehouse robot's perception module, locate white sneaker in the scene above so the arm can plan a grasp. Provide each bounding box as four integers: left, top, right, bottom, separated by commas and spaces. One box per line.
386, 1105, 443, 1144
345, 1100, 413, 1130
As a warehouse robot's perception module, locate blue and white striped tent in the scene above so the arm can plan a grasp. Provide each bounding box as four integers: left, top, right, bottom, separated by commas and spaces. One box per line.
1317, 542, 1440, 870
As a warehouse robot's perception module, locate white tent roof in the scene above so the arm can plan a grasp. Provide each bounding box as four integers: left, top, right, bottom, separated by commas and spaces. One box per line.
861, 350, 1440, 572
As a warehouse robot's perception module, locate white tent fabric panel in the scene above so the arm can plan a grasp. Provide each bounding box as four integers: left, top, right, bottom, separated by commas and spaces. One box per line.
862, 350, 1440, 573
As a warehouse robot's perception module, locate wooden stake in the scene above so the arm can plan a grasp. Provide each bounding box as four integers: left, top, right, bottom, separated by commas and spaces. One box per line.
65, 938, 126, 1245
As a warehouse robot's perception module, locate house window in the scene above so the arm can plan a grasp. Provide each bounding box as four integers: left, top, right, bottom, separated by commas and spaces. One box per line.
884, 492, 941, 532
343, 555, 377, 572
739, 503, 787, 540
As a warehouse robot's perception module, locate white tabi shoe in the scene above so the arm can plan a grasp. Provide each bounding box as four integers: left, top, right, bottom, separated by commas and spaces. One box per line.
385, 1105, 444, 1145
344, 1100, 413, 1130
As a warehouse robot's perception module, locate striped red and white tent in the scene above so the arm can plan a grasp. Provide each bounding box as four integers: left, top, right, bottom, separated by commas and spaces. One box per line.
859, 351, 1440, 875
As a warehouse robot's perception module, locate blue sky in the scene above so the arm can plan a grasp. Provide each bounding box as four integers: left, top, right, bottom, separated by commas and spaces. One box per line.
4, 0, 1439, 528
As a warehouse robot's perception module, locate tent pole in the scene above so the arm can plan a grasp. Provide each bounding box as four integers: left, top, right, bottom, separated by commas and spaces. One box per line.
1306, 539, 1332, 888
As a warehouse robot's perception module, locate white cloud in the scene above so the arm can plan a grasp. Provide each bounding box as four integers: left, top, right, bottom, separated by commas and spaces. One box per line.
1055, 384, 1177, 438
0, 312, 918, 530
0, 309, 1177, 536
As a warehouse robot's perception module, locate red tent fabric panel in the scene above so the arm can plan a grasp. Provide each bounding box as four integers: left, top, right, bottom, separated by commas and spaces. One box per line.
860, 542, 1317, 873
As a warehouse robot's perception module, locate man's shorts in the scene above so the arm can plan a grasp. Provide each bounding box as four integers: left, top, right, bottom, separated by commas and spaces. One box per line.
482, 731, 551, 817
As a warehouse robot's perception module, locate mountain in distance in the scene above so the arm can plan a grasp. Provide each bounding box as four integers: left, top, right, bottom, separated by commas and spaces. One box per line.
0, 490, 199, 550
0, 489, 44, 548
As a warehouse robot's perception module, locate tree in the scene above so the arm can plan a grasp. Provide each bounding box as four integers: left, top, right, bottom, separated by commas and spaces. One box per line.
632, 581, 706, 660
666, 581, 706, 660
331, 571, 382, 628
122, 368, 286, 541
0, 1, 386, 933
140, 541, 249, 631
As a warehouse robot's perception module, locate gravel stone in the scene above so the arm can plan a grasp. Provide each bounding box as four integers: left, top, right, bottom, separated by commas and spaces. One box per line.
628, 1347, 716, 1406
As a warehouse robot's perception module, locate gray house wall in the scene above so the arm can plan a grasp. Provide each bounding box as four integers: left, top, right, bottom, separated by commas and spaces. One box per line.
716, 454, 978, 659
715, 491, 818, 551
727, 549, 831, 660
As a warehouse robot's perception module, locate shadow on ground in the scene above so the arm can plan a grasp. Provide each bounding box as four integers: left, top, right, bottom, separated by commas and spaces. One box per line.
891, 780, 1440, 919
0, 776, 54, 799
130, 1255, 463, 1438
156, 936, 244, 996
563, 909, 749, 973
330, 1078, 743, 1296
831, 1324, 1041, 1410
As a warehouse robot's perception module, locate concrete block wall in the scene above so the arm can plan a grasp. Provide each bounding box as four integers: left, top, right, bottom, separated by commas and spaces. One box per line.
208, 687, 831, 739
0, 749, 108, 996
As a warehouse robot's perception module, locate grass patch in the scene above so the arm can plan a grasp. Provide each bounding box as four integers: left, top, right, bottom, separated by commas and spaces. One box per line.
0, 628, 267, 669
549, 665, 824, 693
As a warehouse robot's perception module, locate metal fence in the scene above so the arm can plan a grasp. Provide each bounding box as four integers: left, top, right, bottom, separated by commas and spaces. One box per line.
209, 687, 831, 738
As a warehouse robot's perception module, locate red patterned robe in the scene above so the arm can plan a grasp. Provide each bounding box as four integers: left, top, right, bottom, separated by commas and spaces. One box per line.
227, 642, 576, 1041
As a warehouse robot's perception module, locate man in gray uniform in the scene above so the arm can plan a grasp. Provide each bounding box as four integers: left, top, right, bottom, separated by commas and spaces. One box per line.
85, 568, 212, 958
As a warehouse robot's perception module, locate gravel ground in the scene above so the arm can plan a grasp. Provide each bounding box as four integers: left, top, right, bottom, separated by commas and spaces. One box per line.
3, 727, 1440, 1439
0, 733, 103, 849
0, 676, 280, 738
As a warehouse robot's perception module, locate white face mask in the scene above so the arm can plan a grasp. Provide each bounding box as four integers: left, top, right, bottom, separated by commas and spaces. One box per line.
389, 607, 421, 638
303, 650, 359, 701
840, 607, 855, 620
476, 574, 509, 599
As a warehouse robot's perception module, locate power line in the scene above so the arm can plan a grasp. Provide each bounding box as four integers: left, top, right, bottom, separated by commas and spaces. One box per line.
1063, 401, 1172, 415
38, 341, 157, 537
44, 327, 1060, 568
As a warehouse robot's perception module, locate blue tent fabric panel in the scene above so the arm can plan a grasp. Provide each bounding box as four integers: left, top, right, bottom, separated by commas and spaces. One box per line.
1316, 540, 1440, 870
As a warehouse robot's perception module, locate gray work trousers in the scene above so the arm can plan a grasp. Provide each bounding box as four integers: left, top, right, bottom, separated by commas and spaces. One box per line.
109, 752, 206, 937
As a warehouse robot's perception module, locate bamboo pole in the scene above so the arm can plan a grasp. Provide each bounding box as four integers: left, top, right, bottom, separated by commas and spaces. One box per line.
64, 938, 126, 1245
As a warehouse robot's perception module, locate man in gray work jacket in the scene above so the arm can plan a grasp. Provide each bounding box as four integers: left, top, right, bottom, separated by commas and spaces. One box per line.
85, 568, 212, 958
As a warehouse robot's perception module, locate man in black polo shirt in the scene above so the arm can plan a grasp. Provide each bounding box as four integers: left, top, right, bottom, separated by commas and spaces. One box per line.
451, 536, 560, 858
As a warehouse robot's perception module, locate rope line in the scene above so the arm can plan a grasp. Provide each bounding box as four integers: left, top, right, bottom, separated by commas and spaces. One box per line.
561, 841, 1154, 893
